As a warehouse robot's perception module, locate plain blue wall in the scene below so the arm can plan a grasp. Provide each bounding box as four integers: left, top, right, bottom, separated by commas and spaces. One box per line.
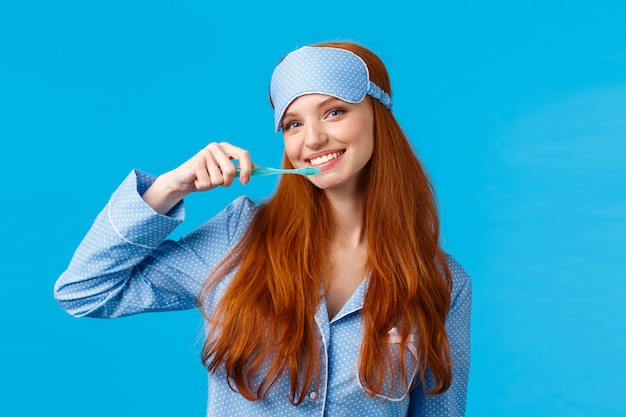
1, 1, 625, 415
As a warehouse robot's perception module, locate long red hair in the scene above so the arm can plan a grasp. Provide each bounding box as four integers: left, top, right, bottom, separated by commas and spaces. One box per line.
199, 41, 453, 405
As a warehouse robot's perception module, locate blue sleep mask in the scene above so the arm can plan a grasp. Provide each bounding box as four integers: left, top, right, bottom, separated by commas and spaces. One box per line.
269, 46, 393, 132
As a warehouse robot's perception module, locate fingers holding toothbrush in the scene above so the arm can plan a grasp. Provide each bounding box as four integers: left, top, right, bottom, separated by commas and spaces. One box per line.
142, 142, 253, 214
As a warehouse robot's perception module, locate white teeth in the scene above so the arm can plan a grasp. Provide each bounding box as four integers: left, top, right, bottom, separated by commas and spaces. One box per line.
310, 152, 343, 166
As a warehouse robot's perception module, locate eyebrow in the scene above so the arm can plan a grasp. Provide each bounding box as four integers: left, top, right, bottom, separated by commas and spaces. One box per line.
283, 96, 344, 120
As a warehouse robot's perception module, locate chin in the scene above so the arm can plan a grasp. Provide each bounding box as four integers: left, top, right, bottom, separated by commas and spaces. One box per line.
311, 179, 347, 190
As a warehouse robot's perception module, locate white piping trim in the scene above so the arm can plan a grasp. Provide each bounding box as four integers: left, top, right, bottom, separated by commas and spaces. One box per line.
314, 316, 328, 415
107, 202, 157, 250
356, 328, 419, 402
329, 306, 361, 324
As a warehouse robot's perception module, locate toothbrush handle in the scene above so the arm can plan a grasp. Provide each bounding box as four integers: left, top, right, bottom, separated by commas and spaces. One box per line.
235, 166, 318, 177
235, 167, 277, 177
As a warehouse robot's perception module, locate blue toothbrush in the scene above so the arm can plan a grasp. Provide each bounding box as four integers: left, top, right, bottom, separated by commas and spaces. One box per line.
235, 166, 321, 177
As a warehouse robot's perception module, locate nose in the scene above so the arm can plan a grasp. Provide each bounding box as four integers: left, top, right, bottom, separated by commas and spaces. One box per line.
303, 120, 328, 150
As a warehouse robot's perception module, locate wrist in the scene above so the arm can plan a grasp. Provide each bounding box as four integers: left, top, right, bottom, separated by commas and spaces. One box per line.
153, 174, 190, 200
142, 174, 189, 215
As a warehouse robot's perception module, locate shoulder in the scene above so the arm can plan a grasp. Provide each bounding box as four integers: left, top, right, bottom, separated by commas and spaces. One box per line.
226, 195, 259, 218
444, 254, 472, 306
183, 196, 260, 245
186, 196, 264, 254
212, 195, 259, 224
226, 196, 259, 231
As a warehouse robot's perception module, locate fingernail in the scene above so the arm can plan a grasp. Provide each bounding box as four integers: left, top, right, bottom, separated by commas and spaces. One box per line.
241, 176, 249, 185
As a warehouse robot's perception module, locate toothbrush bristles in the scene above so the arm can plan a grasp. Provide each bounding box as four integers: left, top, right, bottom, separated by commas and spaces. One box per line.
301, 167, 321, 175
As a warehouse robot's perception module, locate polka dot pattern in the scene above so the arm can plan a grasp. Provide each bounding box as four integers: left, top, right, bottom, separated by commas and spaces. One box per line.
54, 170, 471, 416
270, 46, 393, 131
408, 256, 472, 416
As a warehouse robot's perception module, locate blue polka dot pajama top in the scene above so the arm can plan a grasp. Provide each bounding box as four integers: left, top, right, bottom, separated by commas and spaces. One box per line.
54, 170, 472, 416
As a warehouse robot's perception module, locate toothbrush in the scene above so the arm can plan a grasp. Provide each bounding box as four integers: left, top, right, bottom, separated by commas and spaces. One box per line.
235, 166, 321, 177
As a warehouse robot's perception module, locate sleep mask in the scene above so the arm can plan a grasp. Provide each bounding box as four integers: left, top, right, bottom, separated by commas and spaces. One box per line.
270, 46, 393, 132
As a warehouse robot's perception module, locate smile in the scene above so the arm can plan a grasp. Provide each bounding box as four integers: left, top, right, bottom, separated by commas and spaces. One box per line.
308, 151, 345, 166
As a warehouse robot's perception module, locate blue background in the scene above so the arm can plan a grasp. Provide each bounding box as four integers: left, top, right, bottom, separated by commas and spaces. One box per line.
1, 1, 625, 415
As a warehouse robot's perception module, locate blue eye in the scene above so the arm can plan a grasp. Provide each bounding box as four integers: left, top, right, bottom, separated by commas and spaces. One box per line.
283, 120, 302, 130
327, 109, 345, 118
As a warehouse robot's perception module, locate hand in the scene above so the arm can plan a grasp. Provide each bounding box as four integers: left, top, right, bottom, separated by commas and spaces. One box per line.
164, 142, 253, 193
142, 142, 253, 214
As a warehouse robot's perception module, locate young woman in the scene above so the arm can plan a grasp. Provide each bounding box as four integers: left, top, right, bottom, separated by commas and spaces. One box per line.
55, 41, 471, 416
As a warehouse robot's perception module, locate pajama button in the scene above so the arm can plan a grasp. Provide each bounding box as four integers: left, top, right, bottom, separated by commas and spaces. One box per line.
309, 391, 317, 400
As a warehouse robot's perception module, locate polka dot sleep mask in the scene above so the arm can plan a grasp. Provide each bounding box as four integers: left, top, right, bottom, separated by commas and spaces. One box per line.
269, 46, 393, 132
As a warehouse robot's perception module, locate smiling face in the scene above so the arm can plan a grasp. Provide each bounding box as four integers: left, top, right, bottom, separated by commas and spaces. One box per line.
281, 94, 375, 193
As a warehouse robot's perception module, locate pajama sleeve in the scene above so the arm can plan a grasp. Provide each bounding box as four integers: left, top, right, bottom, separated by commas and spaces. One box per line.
54, 169, 256, 319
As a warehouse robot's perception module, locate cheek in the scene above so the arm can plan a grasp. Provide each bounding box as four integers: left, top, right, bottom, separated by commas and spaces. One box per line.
283, 140, 299, 165
366, 134, 375, 158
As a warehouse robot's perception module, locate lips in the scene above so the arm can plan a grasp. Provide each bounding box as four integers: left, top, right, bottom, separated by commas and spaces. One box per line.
307, 150, 345, 166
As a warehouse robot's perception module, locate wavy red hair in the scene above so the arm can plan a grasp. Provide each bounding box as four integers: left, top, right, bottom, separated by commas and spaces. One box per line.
199, 41, 453, 405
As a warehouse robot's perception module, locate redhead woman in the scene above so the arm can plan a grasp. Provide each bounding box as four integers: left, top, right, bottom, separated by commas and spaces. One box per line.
55, 41, 472, 416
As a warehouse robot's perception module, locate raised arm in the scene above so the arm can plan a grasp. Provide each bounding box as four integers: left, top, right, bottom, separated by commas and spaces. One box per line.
53, 143, 255, 318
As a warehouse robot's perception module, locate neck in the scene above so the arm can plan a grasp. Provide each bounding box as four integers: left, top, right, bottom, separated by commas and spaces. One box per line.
324, 188, 366, 248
